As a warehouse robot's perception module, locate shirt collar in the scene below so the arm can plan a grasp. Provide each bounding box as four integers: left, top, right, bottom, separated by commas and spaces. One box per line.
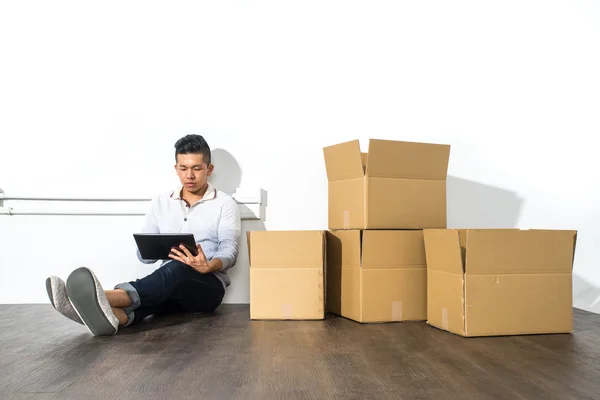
170, 182, 217, 202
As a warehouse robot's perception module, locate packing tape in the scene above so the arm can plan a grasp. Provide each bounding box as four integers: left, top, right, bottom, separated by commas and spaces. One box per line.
282, 304, 293, 320
442, 308, 449, 330
343, 211, 350, 229
391, 301, 403, 321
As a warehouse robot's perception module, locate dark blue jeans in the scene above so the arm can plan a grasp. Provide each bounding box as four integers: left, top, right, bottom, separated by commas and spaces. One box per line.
115, 260, 225, 326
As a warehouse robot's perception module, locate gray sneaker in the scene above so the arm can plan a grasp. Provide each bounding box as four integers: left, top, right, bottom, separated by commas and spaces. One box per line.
66, 267, 119, 336
45, 276, 83, 324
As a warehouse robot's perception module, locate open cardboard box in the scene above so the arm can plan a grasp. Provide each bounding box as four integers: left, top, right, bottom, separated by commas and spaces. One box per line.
247, 230, 326, 320
326, 229, 427, 323
424, 228, 577, 337
323, 138, 450, 230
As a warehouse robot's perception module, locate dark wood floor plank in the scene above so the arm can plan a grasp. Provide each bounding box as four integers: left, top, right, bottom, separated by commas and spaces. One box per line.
2, 304, 600, 400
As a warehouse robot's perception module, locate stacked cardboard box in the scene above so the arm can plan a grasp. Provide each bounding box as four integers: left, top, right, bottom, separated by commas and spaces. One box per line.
323, 138, 450, 323
326, 230, 427, 323
248, 136, 578, 336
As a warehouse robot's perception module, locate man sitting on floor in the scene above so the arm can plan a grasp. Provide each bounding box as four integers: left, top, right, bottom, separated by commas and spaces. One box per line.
45, 134, 241, 335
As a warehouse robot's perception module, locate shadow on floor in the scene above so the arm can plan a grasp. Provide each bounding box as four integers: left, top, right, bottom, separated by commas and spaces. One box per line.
117, 304, 248, 335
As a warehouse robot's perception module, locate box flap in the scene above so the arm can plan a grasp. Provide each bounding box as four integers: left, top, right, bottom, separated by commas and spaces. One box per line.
332, 229, 361, 266
573, 231, 578, 265
366, 139, 450, 180
361, 152, 367, 174
323, 140, 364, 182
326, 230, 361, 321
325, 231, 342, 315
427, 270, 466, 335
361, 230, 425, 268
248, 230, 325, 268
464, 229, 577, 275
423, 229, 464, 274
531, 229, 578, 267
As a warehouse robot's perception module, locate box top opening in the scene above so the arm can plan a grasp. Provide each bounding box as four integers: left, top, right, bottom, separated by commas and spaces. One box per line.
323, 139, 450, 182
330, 229, 426, 268
424, 229, 577, 275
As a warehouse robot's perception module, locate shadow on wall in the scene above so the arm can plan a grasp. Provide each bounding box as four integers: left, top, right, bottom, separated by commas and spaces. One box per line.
448, 176, 597, 315
573, 274, 600, 314
446, 176, 523, 229
209, 148, 266, 305
210, 148, 242, 195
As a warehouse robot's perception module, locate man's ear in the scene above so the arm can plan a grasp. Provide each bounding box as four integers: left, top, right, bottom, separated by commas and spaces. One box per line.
207, 164, 214, 176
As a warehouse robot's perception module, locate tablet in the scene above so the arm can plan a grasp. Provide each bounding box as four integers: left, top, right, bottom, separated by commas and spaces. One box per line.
133, 233, 198, 260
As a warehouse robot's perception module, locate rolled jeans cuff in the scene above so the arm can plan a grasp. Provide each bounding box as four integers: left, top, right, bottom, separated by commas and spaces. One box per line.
114, 282, 141, 315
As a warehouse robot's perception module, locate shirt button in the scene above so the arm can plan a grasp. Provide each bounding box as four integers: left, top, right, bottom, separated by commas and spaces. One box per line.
184, 218, 187, 221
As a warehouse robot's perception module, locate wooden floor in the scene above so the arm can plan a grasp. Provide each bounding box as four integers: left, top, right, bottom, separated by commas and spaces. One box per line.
2, 305, 600, 400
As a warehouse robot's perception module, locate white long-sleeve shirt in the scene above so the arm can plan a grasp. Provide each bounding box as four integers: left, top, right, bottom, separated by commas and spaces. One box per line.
136, 183, 241, 288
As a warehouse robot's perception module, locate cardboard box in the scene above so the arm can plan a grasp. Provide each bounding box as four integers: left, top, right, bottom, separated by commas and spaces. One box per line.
326, 229, 427, 323
323, 138, 450, 230
248, 230, 325, 320
423, 229, 577, 337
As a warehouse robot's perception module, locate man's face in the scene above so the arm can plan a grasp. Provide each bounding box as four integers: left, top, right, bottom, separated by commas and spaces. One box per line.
175, 153, 214, 194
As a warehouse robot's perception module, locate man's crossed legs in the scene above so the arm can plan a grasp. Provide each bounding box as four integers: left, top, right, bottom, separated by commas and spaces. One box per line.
46, 260, 225, 335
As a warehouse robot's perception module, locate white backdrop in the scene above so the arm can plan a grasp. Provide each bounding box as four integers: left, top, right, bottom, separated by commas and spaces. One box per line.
1, 1, 599, 311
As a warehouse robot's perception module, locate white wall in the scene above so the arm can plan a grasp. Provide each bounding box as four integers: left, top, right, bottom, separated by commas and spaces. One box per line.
1, 1, 599, 311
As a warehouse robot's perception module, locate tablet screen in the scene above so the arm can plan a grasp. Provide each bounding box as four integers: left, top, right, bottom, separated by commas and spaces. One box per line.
133, 233, 198, 260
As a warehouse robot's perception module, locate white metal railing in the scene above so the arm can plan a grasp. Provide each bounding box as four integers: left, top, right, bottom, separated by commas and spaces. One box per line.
0, 188, 262, 220
0, 208, 147, 216
2, 195, 150, 201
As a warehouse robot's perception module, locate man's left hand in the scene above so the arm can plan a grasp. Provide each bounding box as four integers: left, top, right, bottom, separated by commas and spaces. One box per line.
169, 244, 213, 274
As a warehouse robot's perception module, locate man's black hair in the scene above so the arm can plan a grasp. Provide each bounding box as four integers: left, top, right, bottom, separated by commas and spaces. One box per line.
174, 134, 211, 165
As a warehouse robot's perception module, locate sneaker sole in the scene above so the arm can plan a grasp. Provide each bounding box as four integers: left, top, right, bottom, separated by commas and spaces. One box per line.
66, 268, 117, 336
45, 278, 56, 309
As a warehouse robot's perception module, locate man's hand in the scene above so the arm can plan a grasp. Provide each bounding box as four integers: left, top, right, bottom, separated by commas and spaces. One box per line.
169, 243, 219, 274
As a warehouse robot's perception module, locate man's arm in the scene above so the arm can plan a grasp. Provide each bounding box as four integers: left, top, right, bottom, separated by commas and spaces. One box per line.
210, 197, 241, 272
136, 196, 160, 264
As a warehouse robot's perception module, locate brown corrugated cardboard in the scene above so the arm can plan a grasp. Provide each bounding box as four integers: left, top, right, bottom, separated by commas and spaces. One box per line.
423, 229, 577, 337
323, 139, 450, 230
326, 230, 427, 323
248, 230, 325, 320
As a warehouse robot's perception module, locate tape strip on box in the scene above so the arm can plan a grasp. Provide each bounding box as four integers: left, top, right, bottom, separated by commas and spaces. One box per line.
282, 304, 293, 320
442, 308, 449, 330
392, 301, 403, 321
